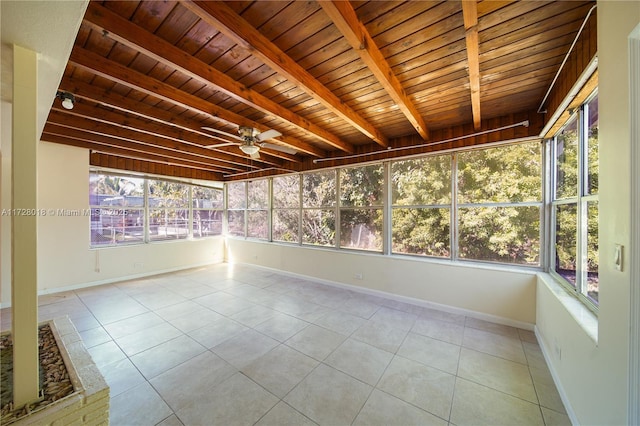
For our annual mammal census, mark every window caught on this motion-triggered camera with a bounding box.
[192,186,223,238]
[90,174,145,246]
[272,174,300,243]
[227,181,246,237]
[457,142,542,265]
[89,172,222,247]
[302,170,336,246]
[550,92,599,308]
[148,180,190,241]
[247,179,269,239]
[391,155,451,257]
[339,164,384,252]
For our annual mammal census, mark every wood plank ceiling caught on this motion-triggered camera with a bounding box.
[45,0,596,181]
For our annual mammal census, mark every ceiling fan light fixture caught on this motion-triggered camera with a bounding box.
[239,144,260,155]
[56,91,75,110]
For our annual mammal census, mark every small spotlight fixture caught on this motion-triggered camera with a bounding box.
[56,91,75,110]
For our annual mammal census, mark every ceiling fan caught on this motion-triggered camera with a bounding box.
[202,125,297,159]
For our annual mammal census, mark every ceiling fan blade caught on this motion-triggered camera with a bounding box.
[259,142,297,155]
[201,126,243,141]
[250,151,261,159]
[256,129,282,141]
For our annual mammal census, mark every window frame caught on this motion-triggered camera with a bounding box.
[549,90,599,312]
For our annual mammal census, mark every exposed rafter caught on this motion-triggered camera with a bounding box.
[318,0,429,140]
[462,0,482,130]
[83,2,351,155]
[183,0,389,148]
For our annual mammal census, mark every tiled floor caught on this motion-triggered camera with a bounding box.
[1,263,570,426]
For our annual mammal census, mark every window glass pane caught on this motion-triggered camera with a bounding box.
[458,142,541,204]
[392,156,450,205]
[339,209,382,251]
[273,210,299,243]
[228,210,245,237]
[91,208,145,246]
[192,186,223,209]
[90,174,144,207]
[392,208,450,257]
[273,175,300,208]
[587,94,599,195]
[340,165,383,207]
[227,182,246,209]
[247,210,268,239]
[149,209,189,240]
[302,209,335,246]
[555,118,578,199]
[303,171,336,208]
[459,206,540,265]
[193,210,222,238]
[248,179,268,209]
[148,180,189,208]
[554,203,577,286]
[586,201,599,303]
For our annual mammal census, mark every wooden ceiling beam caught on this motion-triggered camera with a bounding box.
[462,0,482,131]
[82,3,349,154]
[68,47,324,159]
[59,76,319,162]
[183,0,389,148]
[318,0,429,140]
[42,131,228,175]
[43,122,244,173]
[46,110,266,169]
[52,98,299,163]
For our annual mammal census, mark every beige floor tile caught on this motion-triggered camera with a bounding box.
[519,328,538,343]
[99,358,146,398]
[458,348,538,403]
[285,324,346,361]
[176,372,278,425]
[324,338,393,385]
[541,407,572,426]
[103,311,165,339]
[110,381,173,426]
[351,321,409,353]
[530,366,567,413]
[377,355,456,420]
[254,312,309,342]
[313,310,366,336]
[450,378,544,426]
[161,281,217,299]
[70,314,101,332]
[338,296,381,319]
[412,316,465,345]
[370,306,418,331]
[353,389,448,426]
[255,401,318,426]
[523,340,548,370]
[242,344,319,398]
[89,298,149,325]
[79,326,111,348]
[284,363,372,425]
[211,328,280,369]
[156,414,184,426]
[132,289,187,311]
[87,340,127,369]
[462,326,527,364]
[130,334,205,379]
[115,321,182,356]
[187,316,248,349]
[397,332,461,374]
[150,351,236,412]
[420,307,467,325]
[464,317,520,338]
[154,300,209,321]
[230,304,278,327]
[166,308,225,333]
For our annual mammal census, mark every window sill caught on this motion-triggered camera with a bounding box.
[537,272,598,343]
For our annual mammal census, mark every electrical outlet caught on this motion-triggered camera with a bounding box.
[134,262,143,269]
[354,273,363,280]
[614,244,623,271]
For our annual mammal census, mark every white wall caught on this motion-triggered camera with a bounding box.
[227,239,538,327]
[536,2,640,425]
[0,141,224,305]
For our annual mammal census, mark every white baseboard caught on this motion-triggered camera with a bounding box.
[0,258,224,309]
[534,326,578,425]
[235,261,535,331]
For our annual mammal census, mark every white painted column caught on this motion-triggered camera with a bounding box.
[11,44,40,408]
